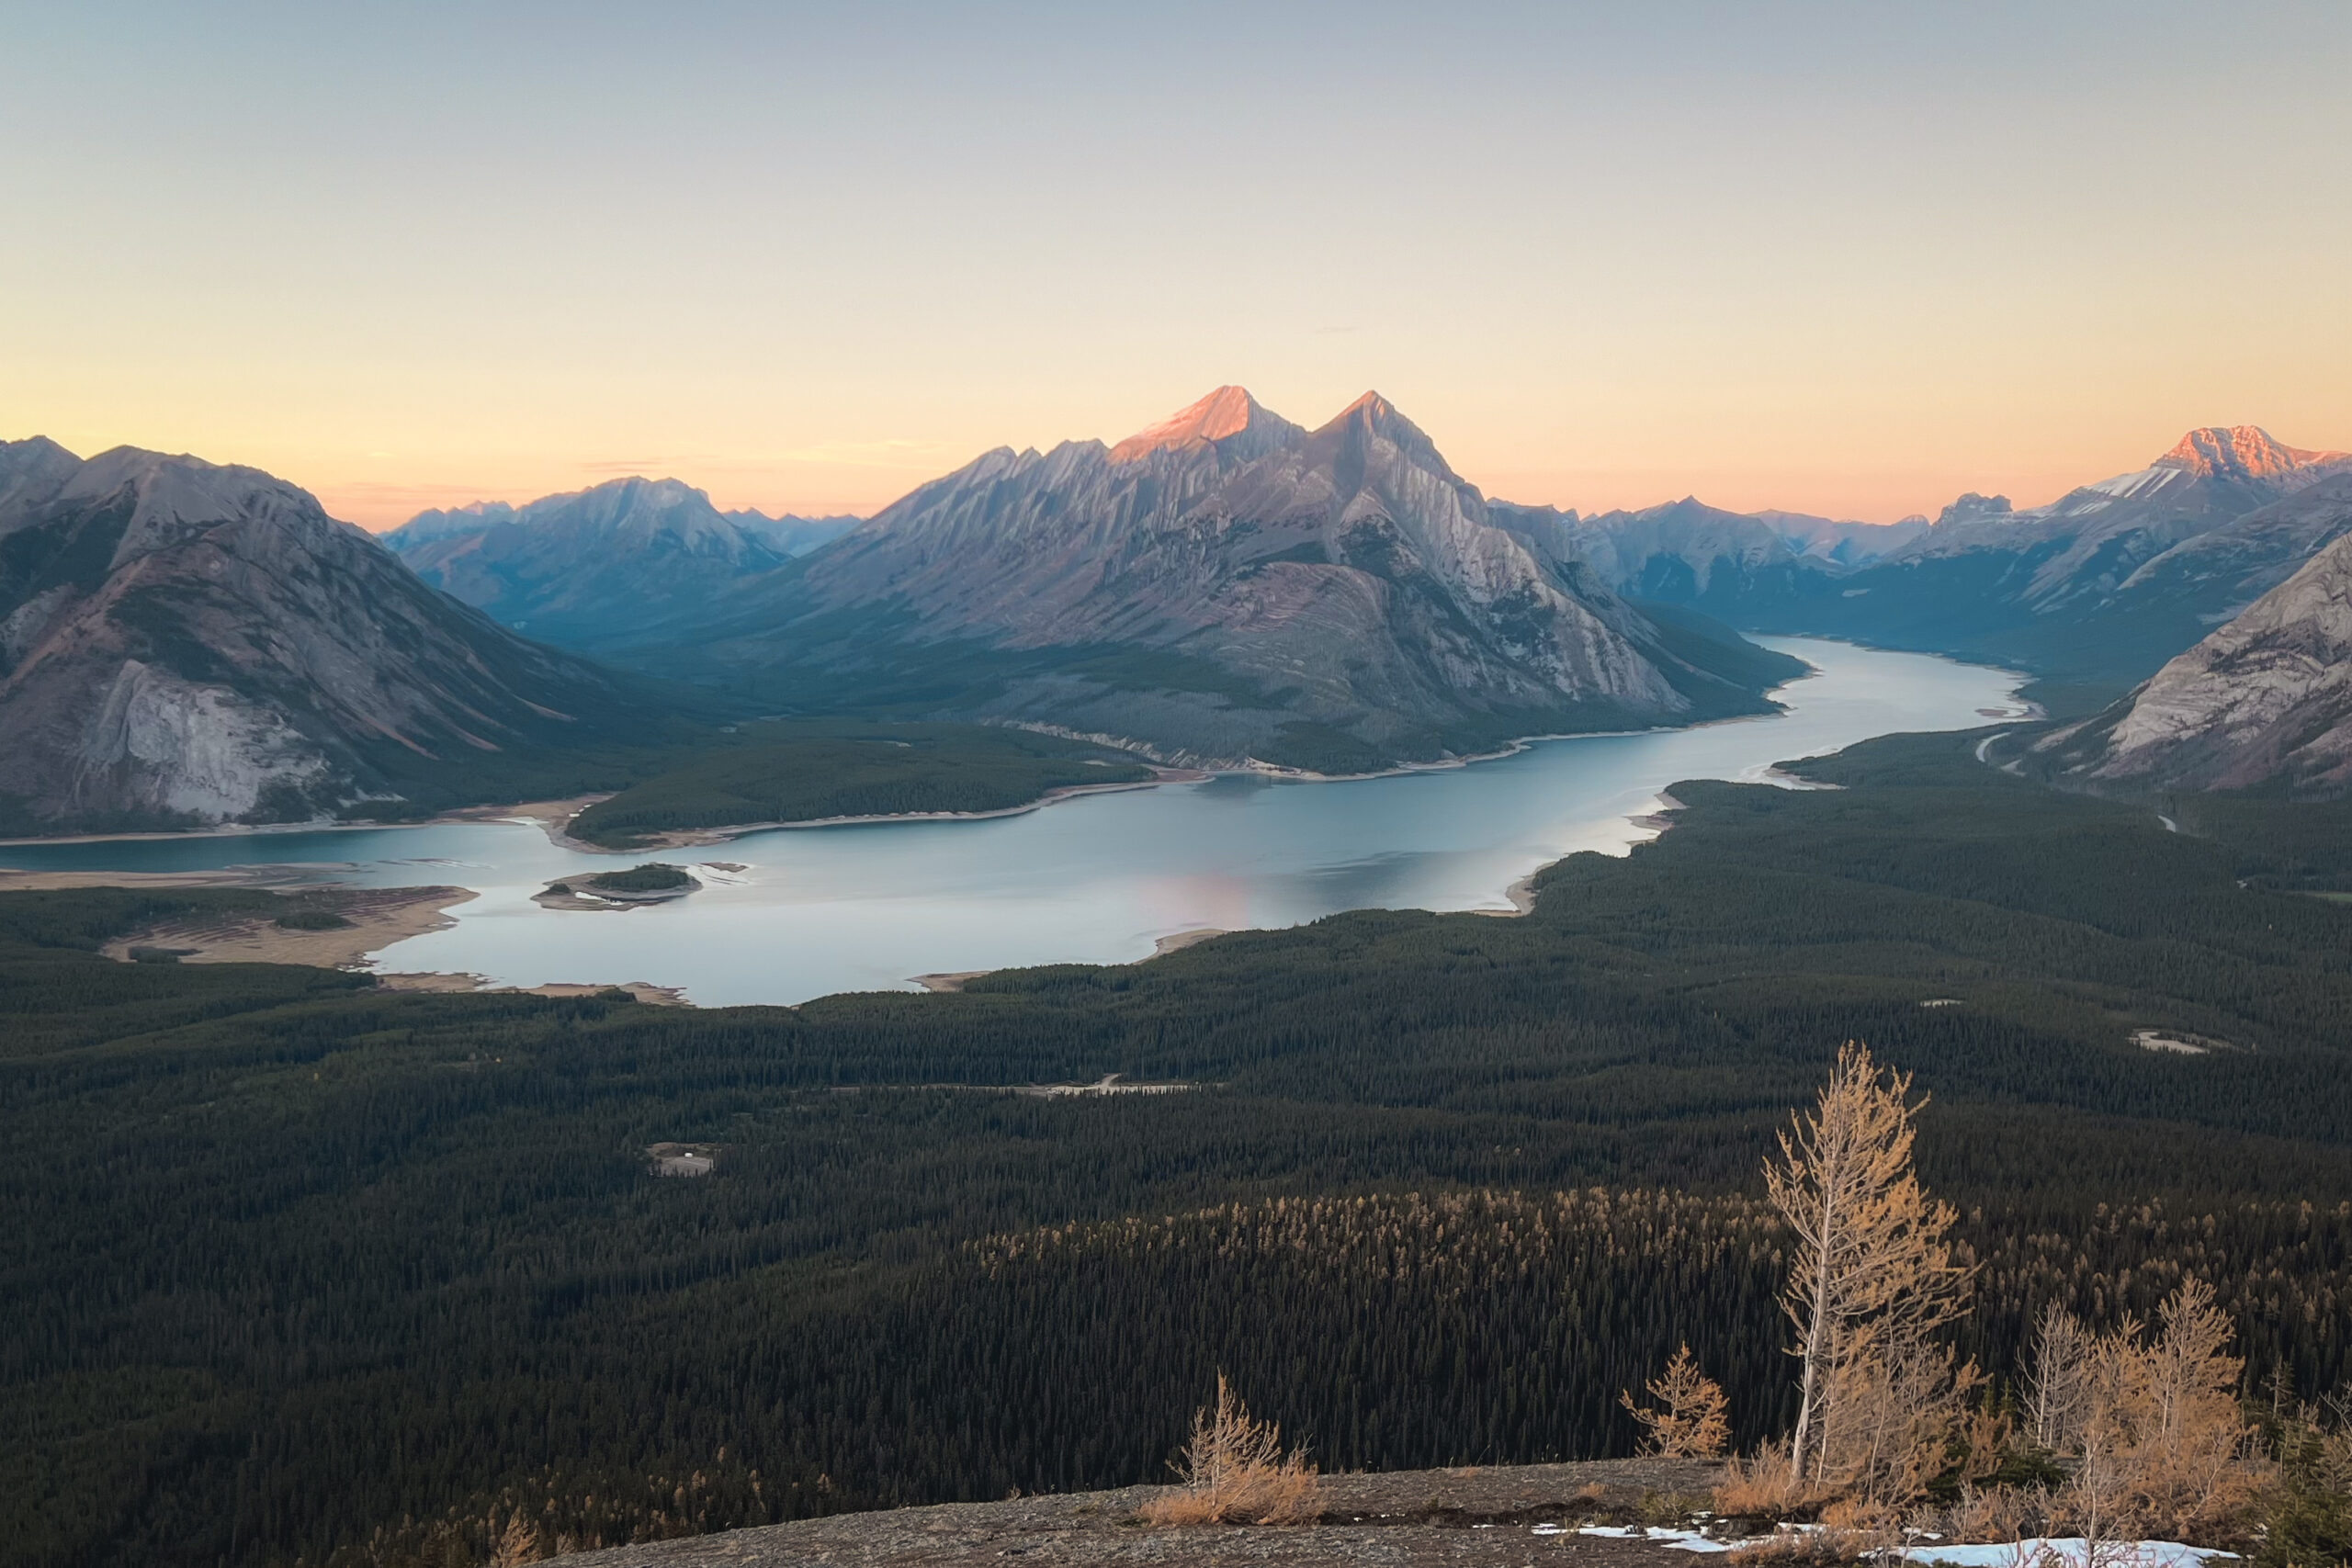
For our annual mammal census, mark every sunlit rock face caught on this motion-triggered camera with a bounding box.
[2158,425,2346,484]
[2052,528,2352,796]
[1106,385,1295,464]
[675,389,1789,769]
[0,439,646,829]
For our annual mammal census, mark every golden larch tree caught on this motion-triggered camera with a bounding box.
[1766,1041,1973,1495]
[1623,1343,1732,1458]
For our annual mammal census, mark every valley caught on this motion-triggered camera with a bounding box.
[7,397,2352,1568]
[16,17,2352,1568]
[0,638,2025,1003]
[7,722,2352,1567]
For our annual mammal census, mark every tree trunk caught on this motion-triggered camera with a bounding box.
[1789,1179,1838,1484]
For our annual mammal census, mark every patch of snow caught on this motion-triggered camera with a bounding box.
[2132,1029,2219,1055]
[1577,1526,1734,1553]
[2083,467,2184,502]
[1902,1539,2234,1568]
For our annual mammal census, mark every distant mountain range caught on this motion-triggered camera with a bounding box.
[0,440,677,831]
[611,388,1807,772]
[348,406,2352,791]
[384,480,857,651]
[1521,497,1926,608]
[1594,425,2352,686]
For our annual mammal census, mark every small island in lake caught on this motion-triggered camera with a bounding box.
[536,862,702,911]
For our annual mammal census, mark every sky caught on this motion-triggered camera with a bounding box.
[5,1,2349,529]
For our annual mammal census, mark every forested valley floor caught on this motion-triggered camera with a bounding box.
[4,729,2350,1567]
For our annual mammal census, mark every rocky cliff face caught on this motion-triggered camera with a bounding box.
[384,477,853,652]
[658,389,1801,770]
[2045,528,2352,796]
[0,441,656,830]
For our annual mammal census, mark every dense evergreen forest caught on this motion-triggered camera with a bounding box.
[565,719,1155,847]
[5,729,2351,1566]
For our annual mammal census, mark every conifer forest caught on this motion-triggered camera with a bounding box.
[6,731,2352,1565]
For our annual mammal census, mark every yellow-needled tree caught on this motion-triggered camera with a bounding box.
[1767,1042,1975,1501]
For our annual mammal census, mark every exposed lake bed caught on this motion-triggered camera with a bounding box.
[0,638,2027,1006]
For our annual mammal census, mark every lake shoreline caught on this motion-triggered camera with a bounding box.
[578,769,1212,852]
[0,676,1823,854]
[0,640,2033,1008]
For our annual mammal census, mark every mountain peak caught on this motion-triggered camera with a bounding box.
[1109,386,1287,463]
[1936,492,2014,526]
[1307,390,1451,478]
[2157,425,2346,481]
[57,446,345,563]
[0,435,85,534]
[1331,389,1414,433]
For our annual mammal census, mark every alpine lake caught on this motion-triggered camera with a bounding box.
[0,638,2030,1005]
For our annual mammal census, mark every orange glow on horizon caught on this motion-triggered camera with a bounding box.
[8,8,2346,536]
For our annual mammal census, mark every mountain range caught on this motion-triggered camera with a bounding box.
[4,399,2347,833]
[384,480,856,650]
[1603,425,2352,686]
[0,439,675,831]
[610,388,1806,771]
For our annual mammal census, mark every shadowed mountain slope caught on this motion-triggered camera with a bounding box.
[384,478,856,651]
[1573,426,2352,685]
[628,389,1804,771]
[2041,526,2352,797]
[0,440,682,830]
[1555,497,1924,615]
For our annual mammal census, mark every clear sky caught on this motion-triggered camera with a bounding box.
[6,1,2348,528]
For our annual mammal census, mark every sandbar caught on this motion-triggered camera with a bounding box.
[99,885,478,969]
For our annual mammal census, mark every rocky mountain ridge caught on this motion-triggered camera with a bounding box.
[1581,425,2352,685]
[2044,525,2352,796]
[1555,496,1924,608]
[643,389,1804,772]
[0,439,665,830]
[386,477,856,649]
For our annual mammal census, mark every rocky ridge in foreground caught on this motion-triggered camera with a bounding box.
[545,1458,1724,1567]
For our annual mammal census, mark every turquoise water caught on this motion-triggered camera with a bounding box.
[0,638,2025,1005]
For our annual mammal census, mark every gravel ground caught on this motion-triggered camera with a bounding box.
[546,1458,1732,1567]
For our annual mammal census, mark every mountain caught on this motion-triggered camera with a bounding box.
[1586,426,2351,685]
[727,509,862,557]
[383,478,854,651]
[1558,498,1923,616]
[639,389,1806,772]
[0,440,672,831]
[0,434,81,518]
[1749,509,1931,564]
[2041,527,2352,796]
